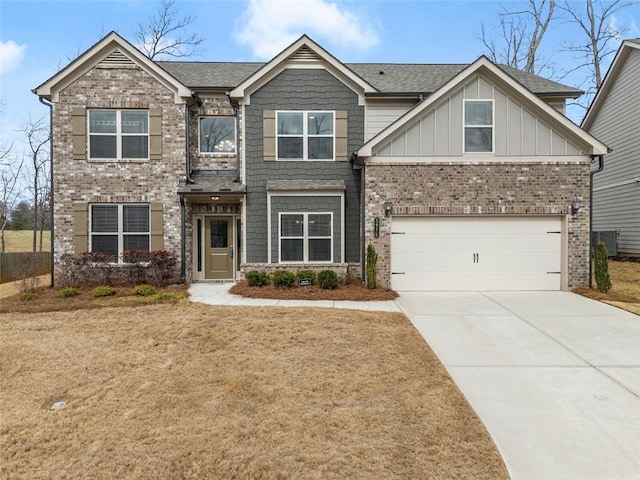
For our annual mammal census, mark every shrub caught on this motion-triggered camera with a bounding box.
[318,270,339,290]
[133,284,157,297]
[19,293,37,301]
[148,292,185,303]
[57,287,79,298]
[366,244,378,289]
[146,250,179,286]
[245,270,270,287]
[593,241,612,293]
[91,285,116,297]
[272,270,296,288]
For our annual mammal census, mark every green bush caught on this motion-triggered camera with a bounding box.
[133,284,157,297]
[318,270,339,290]
[593,241,612,293]
[245,270,270,287]
[272,270,296,288]
[57,287,79,298]
[366,244,378,289]
[19,293,37,301]
[148,292,185,303]
[91,285,116,297]
[296,269,317,285]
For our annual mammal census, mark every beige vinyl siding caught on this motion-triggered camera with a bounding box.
[365,100,416,140]
[588,48,640,256]
[373,74,584,158]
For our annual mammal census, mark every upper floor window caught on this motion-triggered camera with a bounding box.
[88,110,149,160]
[90,204,150,259]
[199,117,236,154]
[277,111,334,160]
[464,100,493,153]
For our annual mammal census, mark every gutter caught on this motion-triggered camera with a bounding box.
[589,154,606,288]
[37,94,54,288]
[177,93,202,285]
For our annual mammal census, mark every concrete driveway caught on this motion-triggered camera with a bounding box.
[395,291,640,480]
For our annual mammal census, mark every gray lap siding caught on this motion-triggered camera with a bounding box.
[244,69,363,264]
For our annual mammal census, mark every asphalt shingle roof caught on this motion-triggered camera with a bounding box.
[158,60,582,96]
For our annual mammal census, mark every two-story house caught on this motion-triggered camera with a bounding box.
[34,32,607,291]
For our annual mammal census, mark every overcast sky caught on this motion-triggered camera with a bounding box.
[1,0,639,152]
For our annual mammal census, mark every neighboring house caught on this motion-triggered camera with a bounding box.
[582,38,640,258]
[34,32,607,291]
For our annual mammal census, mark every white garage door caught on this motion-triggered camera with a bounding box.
[390,216,563,291]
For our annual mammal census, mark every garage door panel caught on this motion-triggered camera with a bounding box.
[390,216,563,291]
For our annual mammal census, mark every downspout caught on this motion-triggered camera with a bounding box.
[185,93,201,184]
[589,154,605,288]
[225,92,241,181]
[178,93,201,285]
[38,95,54,288]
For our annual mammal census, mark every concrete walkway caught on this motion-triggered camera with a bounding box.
[189,284,640,479]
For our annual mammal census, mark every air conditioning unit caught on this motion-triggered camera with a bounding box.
[591,231,618,256]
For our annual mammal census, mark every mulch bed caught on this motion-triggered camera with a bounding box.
[230,280,398,301]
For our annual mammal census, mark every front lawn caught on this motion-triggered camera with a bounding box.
[0,303,507,479]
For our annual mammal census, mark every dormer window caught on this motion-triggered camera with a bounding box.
[464,100,493,153]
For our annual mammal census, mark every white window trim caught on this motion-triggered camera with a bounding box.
[89,203,151,260]
[198,116,237,155]
[88,110,150,160]
[278,212,333,263]
[276,111,335,161]
[463,99,494,154]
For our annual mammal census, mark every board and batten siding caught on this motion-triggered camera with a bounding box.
[588,47,640,256]
[373,75,583,157]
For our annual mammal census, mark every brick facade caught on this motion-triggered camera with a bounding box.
[52,63,185,272]
[364,161,591,289]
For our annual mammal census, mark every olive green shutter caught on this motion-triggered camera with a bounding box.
[149,108,162,160]
[74,203,88,253]
[335,111,348,161]
[72,107,87,160]
[150,202,164,250]
[263,110,276,161]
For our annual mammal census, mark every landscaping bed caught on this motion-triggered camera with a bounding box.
[230,279,397,301]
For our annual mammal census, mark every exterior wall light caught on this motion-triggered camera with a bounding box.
[383,201,392,217]
[571,200,584,215]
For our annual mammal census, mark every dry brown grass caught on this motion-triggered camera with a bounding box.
[574,260,640,315]
[0,303,507,479]
[2,230,50,252]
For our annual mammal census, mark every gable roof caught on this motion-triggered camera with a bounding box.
[358,56,608,158]
[582,38,640,130]
[34,31,192,103]
[228,35,377,103]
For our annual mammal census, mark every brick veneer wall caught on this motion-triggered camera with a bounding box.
[188,95,241,173]
[52,64,185,274]
[365,161,591,289]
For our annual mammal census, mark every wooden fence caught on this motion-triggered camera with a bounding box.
[0,252,51,283]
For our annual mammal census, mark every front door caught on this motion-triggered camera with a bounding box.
[205,216,234,279]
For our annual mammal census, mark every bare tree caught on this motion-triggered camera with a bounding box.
[559,0,635,110]
[478,0,556,74]
[0,144,23,252]
[135,0,204,59]
[21,115,50,252]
